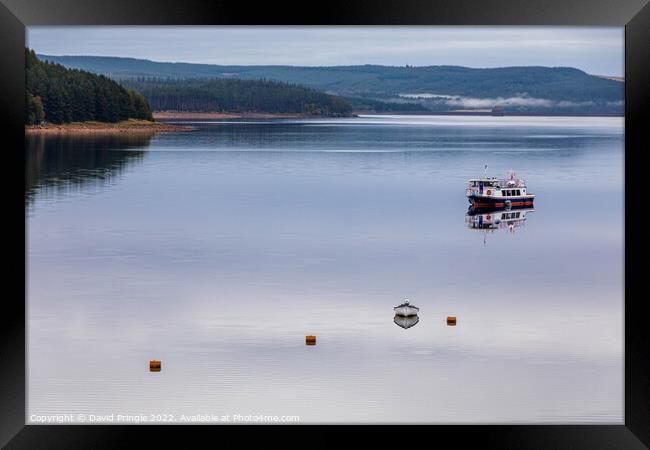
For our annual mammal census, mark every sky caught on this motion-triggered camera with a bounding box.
[27,26,624,77]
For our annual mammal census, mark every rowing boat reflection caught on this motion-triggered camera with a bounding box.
[394,314,420,329]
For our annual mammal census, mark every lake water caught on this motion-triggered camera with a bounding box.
[26,115,624,424]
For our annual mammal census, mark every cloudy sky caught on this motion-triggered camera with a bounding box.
[27,26,624,76]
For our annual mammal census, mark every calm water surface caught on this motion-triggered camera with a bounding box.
[27,115,624,423]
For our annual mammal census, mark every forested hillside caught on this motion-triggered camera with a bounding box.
[39,54,624,114]
[25,49,153,124]
[120,77,353,116]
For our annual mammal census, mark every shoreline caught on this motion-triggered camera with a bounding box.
[354,111,624,118]
[154,110,623,120]
[153,111,354,120]
[25,119,195,135]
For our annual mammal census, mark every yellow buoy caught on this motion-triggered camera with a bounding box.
[305,335,316,345]
[149,360,161,372]
[447,316,457,326]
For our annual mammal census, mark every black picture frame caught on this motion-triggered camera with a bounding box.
[2,0,648,447]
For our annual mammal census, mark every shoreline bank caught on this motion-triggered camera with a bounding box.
[154,110,623,120]
[153,111,354,120]
[25,119,195,135]
[354,111,625,118]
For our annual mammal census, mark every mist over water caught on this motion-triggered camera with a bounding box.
[27,115,623,423]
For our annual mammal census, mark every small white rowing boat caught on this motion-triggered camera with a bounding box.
[394,299,419,317]
[394,314,420,329]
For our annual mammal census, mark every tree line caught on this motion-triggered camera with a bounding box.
[120,77,354,116]
[25,49,153,125]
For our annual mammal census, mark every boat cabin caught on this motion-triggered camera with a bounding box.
[466,177,529,198]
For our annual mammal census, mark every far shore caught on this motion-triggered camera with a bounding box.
[26,113,623,135]
[25,119,195,135]
[355,110,624,117]
[153,111,355,120]
[154,110,623,120]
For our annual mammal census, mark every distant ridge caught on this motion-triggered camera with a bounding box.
[38,54,624,115]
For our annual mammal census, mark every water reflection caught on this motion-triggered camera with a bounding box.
[26,117,623,423]
[394,314,420,329]
[466,206,534,233]
[25,133,152,205]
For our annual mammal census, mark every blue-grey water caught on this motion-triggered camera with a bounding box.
[27,115,623,424]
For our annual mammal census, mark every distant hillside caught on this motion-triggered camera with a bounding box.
[26,50,153,124]
[38,54,624,114]
[120,78,353,116]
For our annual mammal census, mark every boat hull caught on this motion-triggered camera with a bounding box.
[468,194,534,208]
[394,305,419,317]
[394,315,420,329]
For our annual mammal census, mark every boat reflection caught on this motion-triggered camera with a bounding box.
[466,206,534,244]
[394,314,419,329]
[466,206,534,232]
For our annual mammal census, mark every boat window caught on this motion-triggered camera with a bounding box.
[516,189,521,196]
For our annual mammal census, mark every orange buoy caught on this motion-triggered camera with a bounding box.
[305,335,316,345]
[149,360,161,372]
[447,316,457,326]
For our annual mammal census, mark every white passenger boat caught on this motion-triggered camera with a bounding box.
[466,171,535,208]
[394,299,419,317]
